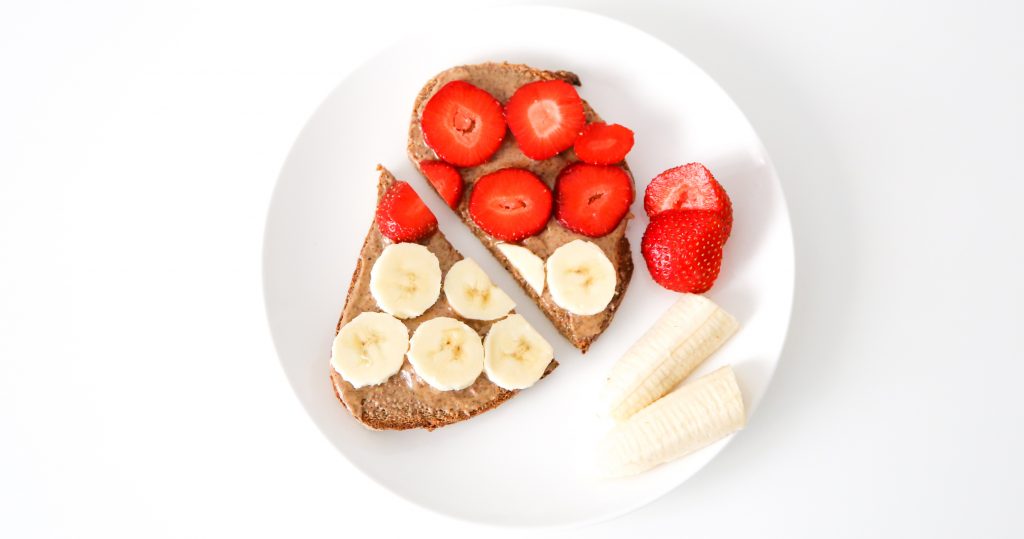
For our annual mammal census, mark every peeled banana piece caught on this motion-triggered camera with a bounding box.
[602,293,738,421]
[596,366,745,478]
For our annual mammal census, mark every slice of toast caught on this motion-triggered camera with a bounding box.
[407,62,634,353]
[330,166,557,430]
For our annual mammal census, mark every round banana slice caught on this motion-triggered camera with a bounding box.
[443,258,515,321]
[370,243,442,319]
[331,311,409,388]
[483,314,553,390]
[496,242,545,295]
[545,239,616,316]
[407,317,484,391]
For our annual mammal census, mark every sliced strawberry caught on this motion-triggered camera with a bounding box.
[644,163,732,235]
[573,123,634,165]
[505,80,585,160]
[641,210,729,293]
[419,160,463,208]
[468,168,552,242]
[376,181,438,243]
[421,81,506,167]
[554,163,633,237]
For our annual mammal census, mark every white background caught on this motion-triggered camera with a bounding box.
[2,0,1021,537]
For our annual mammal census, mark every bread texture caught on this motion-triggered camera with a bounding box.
[329,166,556,430]
[407,62,634,353]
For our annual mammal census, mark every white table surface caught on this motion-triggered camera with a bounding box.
[2,0,1021,537]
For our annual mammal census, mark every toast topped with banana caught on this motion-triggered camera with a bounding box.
[407,62,635,353]
[329,166,556,430]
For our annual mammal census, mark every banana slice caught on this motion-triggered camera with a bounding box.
[545,240,616,316]
[496,242,545,295]
[483,314,553,390]
[443,258,515,321]
[370,243,442,319]
[331,311,409,388]
[602,293,738,421]
[407,317,485,391]
[596,366,745,477]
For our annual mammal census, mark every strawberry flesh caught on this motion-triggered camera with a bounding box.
[505,80,585,160]
[419,160,463,208]
[421,81,506,167]
[468,168,552,242]
[376,181,438,243]
[641,210,728,293]
[644,163,732,236]
[573,123,634,165]
[554,163,633,237]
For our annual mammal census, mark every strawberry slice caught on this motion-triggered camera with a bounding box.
[644,163,732,235]
[505,80,585,160]
[421,81,506,167]
[419,160,463,208]
[641,210,728,293]
[376,181,438,243]
[554,163,633,237]
[573,123,635,165]
[468,168,552,242]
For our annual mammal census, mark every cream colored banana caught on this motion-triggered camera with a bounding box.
[596,366,745,477]
[496,242,545,295]
[602,293,738,421]
[443,258,515,321]
[545,240,616,316]
[407,317,484,391]
[370,243,442,319]
[483,314,553,390]
[331,311,409,388]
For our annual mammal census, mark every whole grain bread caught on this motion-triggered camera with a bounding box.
[330,166,557,430]
[407,62,634,353]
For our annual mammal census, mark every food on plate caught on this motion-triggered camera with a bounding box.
[602,293,738,421]
[644,162,733,233]
[545,239,617,316]
[418,160,463,209]
[573,123,634,165]
[596,366,746,477]
[329,165,556,430]
[408,62,635,352]
[642,210,730,294]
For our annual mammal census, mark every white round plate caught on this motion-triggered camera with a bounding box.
[263,5,793,529]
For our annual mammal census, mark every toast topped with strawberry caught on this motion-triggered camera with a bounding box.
[330,166,556,430]
[407,63,635,352]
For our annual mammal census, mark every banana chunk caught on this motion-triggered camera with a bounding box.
[496,242,545,295]
[444,258,515,321]
[602,293,738,421]
[407,317,485,391]
[331,311,409,388]
[370,243,442,319]
[483,314,553,390]
[596,366,746,477]
[546,239,616,316]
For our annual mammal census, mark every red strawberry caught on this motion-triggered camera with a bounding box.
[468,168,552,242]
[505,80,586,160]
[554,163,633,237]
[419,160,463,208]
[641,210,728,293]
[644,163,732,235]
[573,123,635,165]
[421,81,506,167]
[376,181,438,243]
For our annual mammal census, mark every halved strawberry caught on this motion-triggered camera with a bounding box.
[573,123,634,165]
[554,163,633,237]
[505,80,585,160]
[419,160,463,208]
[376,181,438,243]
[641,209,728,293]
[644,163,732,235]
[468,168,552,242]
[421,81,506,167]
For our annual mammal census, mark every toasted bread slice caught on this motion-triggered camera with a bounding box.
[407,62,634,353]
[330,166,557,430]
